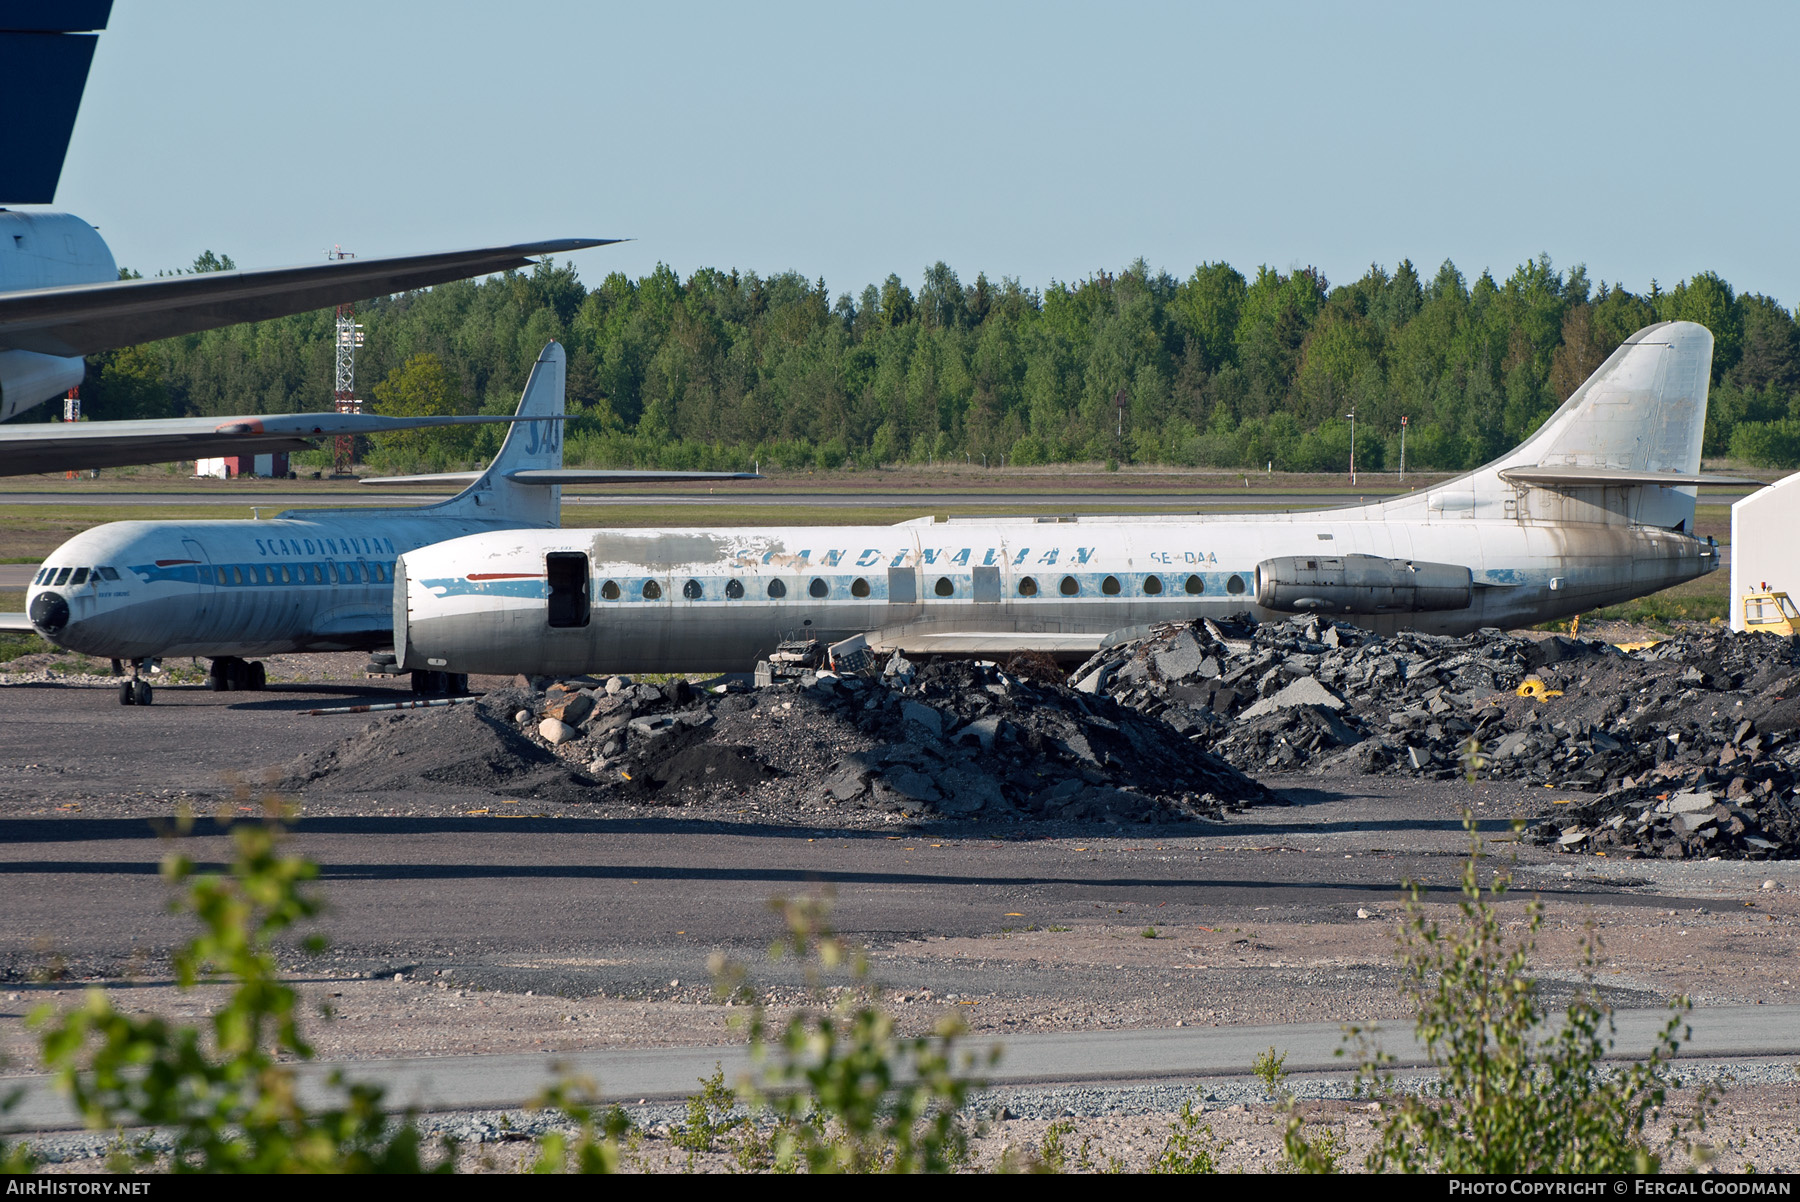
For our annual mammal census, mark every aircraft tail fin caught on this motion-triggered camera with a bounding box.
[1389,321,1716,531]
[417,342,565,527]
[1507,320,1712,477]
[0,3,109,204]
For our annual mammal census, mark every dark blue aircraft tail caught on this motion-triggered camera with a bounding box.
[0,2,112,204]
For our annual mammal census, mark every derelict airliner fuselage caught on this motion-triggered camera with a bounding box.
[392,321,1743,677]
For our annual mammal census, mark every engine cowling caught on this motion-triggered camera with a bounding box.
[1255,554,1472,614]
[0,349,86,422]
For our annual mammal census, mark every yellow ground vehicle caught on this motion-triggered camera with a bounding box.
[1742,587,1800,636]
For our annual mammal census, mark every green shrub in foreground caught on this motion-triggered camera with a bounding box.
[1284,816,1718,1173]
[33,817,448,1173]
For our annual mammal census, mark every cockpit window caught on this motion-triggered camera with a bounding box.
[70,568,90,585]
[33,568,48,585]
[52,567,72,586]
[97,567,120,581]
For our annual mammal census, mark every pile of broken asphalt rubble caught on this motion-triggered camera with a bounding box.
[283,655,1271,827]
[283,615,1800,859]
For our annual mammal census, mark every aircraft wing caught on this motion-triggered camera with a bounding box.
[0,613,33,632]
[363,469,763,485]
[0,411,542,476]
[0,238,618,358]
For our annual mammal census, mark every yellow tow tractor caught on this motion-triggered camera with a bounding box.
[1742,585,1800,636]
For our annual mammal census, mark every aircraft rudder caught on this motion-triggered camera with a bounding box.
[1524,320,1713,475]
[428,341,564,526]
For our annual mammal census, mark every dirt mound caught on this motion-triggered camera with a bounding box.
[279,694,594,800]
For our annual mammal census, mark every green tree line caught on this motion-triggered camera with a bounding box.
[70,252,1800,471]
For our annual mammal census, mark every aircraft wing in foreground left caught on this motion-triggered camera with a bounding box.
[0,410,551,476]
[0,238,619,359]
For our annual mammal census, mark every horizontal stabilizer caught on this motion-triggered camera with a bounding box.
[0,411,542,477]
[362,469,762,486]
[1498,466,1764,488]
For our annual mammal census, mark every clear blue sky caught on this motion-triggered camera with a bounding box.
[54,1,1800,308]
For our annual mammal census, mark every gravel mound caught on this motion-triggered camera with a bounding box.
[1080,616,1800,859]
[279,691,596,801]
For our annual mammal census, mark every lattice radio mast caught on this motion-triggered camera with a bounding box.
[329,245,365,477]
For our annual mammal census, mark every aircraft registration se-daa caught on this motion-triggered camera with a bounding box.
[391,320,1754,678]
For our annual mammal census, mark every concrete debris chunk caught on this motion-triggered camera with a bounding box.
[1153,627,1208,682]
[1237,676,1345,721]
[1665,791,1717,813]
[901,700,943,737]
[882,768,942,803]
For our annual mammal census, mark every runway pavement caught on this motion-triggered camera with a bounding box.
[5,1003,1796,1129]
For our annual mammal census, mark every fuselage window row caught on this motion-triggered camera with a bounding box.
[178,560,394,587]
[578,572,1230,602]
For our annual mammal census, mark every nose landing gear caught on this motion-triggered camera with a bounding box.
[117,662,154,706]
[204,657,267,692]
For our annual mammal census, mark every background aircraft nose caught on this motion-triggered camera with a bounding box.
[29,591,70,635]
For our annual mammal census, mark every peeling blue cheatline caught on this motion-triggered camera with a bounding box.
[424,577,548,600]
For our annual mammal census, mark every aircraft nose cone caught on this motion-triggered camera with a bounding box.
[29,591,70,635]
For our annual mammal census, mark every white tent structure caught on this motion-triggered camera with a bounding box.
[1730,472,1800,630]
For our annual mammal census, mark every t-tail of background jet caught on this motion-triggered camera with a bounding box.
[274,342,569,529]
[407,343,567,528]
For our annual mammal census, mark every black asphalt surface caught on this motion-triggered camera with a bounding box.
[0,676,1746,998]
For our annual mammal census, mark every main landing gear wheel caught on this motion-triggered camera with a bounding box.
[206,657,267,692]
[410,670,468,695]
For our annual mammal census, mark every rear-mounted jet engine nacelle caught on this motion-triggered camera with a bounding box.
[1255,554,1472,614]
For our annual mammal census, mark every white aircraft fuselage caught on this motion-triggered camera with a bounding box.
[29,510,528,660]
[395,511,1715,676]
[393,320,1734,677]
[23,344,570,671]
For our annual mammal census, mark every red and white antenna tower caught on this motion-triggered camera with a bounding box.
[329,245,365,477]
